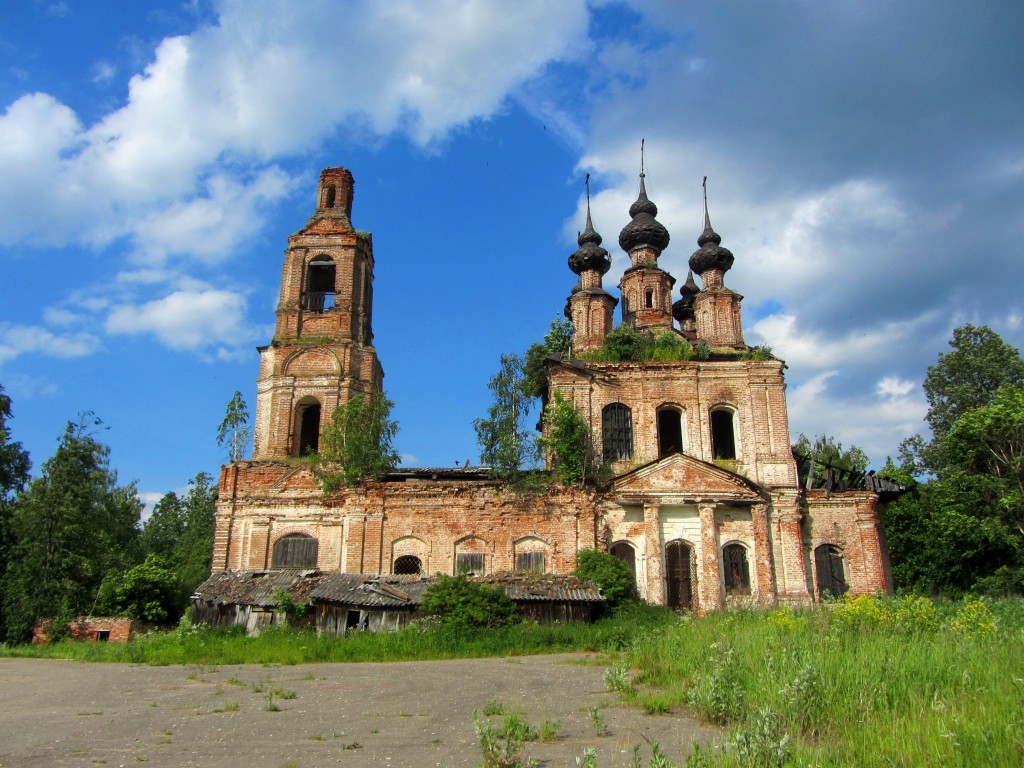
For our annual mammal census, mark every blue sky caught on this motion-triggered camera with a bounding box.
[2,1,1023,511]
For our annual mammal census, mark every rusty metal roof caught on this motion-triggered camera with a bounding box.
[194,571,604,609]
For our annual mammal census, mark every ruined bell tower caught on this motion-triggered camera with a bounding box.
[252,167,384,459]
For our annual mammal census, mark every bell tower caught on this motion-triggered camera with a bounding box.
[252,167,384,459]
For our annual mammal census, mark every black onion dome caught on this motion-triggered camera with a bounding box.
[672,270,700,322]
[618,174,670,254]
[688,209,734,275]
[568,208,611,275]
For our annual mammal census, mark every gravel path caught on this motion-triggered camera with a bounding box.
[0,654,715,767]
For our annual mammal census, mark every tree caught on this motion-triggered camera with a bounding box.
[539,390,590,485]
[421,573,519,631]
[216,391,252,462]
[523,316,573,399]
[474,354,537,480]
[318,392,399,488]
[2,415,142,642]
[0,384,31,639]
[792,433,869,487]
[103,554,179,624]
[573,548,637,609]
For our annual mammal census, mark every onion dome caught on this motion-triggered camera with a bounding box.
[688,179,734,275]
[672,269,700,322]
[618,173,670,254]
[568,206,611,276]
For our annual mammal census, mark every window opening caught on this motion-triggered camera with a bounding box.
[723,543,751,596]
[298,402,321,455]
[814,544,848,599]
[325,184,336,209]
[710,409,737,460]
[393,555,422,575]
[603,403,633,461]
[645,288,654,309]
[664,540,693,611]
[610,541,637,580]
[516,551,545,573]
[95,630,110,642]
[304,256,336,312]
[345,609,361,632]
[657,408,684,457]
[272,534,319,569]
[456,552,484,575]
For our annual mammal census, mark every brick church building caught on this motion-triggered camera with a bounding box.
[211,166,893,612]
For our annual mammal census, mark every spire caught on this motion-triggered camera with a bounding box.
[618,140,670,254]
[672,269,700,324]
[689,176,734,277]
[569,173,611,276]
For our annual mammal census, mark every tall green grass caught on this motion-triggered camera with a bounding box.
[621,596,1024,767]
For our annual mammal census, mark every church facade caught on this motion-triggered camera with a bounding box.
[211,166,892,612]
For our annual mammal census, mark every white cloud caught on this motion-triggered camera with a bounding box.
[0,323,101,365]
[91,61,117,84]
[876,377,915,399]
[0,0,591,259]
[105,288,260,354]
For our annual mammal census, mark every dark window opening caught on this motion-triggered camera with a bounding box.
[298,403,321,455]
[345,609,361,632]
[610,541,637,580]
[711,409,737,460]
[603,403,633,461]
[516,551,545,573]
[304,257,336,312]
[815,544,848,599]
[723,543,751,596]
[665,540,693,611]
[95,630,110,642]
[325,184,336,209]
[645,289,654,308]
[658,408,684,457]
[393,555,422,575]
[456,552,484,575]
[272,534,319,569]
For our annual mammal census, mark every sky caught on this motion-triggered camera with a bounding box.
[2,0,1023,511]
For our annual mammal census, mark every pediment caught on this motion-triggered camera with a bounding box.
[611,453,764,503]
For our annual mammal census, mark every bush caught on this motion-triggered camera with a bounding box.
[573,548,638,609]
[421,574,520,631]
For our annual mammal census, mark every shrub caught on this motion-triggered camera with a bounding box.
[539,390,590,485]
[421,574,520,631]
[573,548,638,609]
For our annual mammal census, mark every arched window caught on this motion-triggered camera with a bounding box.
[710,407,737,460]
[295,398,321,456]
[645,288,654,308]
[393,555,422,575]
[664,540,693,611]
[272,533,319,569]
[657,406,684,458]
[304,256,336,312]
[722,543,751,596]
[610,541,637,580]
[814,544,848,599]
[603,403,633,461]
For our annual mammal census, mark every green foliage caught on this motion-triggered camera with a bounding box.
[523,317,573,399]
[747,345,774,361]
[216,391,252,462]
[0,383,31,640]
[573,548,638,608]
[271,590,311,619]
[693,341,712,360]
[538,390,589,485]
[474,354,538,480]
[317,391,400,488]
[105,554,178,623]
[2,415,142,642]
[792,433,869,487]
[421,574,520,631]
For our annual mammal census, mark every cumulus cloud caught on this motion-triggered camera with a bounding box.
[105,287,261,354]
[0,0,590,259]
[0,323,102,365]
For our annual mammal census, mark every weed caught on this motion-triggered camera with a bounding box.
[587,706,608,737]
[473,709,531,768]
[264,690,280,712]
[604,664,634,694]
[307,735,325,741]
[482,700,506,716]
[269,685,297,700]
[686,642,744,725]
[731,707,791,768]
[340,741,361,750]
[538,719,561,742]
[303,671,316,680]
[226,675,245,686]
[576,746,598,768]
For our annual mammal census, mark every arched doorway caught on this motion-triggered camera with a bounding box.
[295,398,321,456]
[665,540,693,611]
[814,544,848,599]
[610,541,637,581]
[657,407,684,457]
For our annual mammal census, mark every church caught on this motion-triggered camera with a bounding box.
[210,165,892,613]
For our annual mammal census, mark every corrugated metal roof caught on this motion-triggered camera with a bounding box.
[194,571,605,609]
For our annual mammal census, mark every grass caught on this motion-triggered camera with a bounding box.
[0,602,670,665]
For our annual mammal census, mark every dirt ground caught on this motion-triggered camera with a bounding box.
[0,654,716,767]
